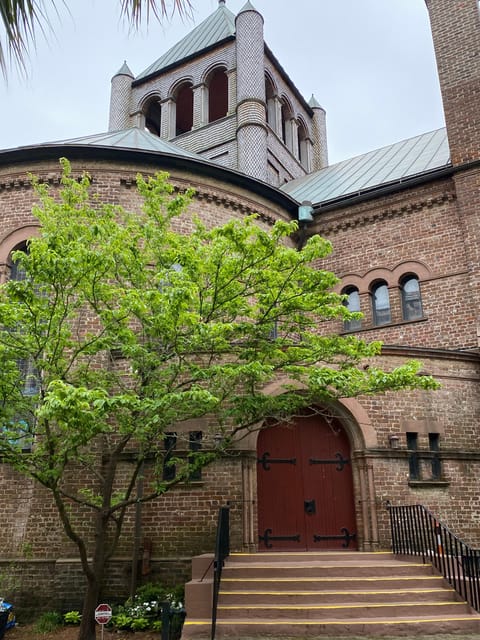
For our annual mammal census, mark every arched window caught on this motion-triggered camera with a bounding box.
[144,98,162,136]
[371,281,391,326]
[8,242,36,450]
[8,240,28,281]
[297,120,309,170]
[175,82,194,136]
[342,286,361,332]
[280,98,293,149]
[265,75,276,129]
[208,69,228,123]
[400,275,423,321]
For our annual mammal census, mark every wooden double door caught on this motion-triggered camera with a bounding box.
[257,414,357,551]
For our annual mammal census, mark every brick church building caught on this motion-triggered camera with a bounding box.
[0,0,479,614]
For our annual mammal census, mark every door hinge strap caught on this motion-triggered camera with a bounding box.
[259,528,300,549]
[257,452,297,471]
[309,452,350,471]
[313,527,356,548]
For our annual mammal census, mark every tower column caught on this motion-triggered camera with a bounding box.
[160,98,176,139]
[108,62,134,132]
[192,83,208,129]
[235,2,268,182]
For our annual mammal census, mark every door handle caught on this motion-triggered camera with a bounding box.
[304,499,316,515]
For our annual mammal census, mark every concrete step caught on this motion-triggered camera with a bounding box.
[216,600,470,619]
[227,551,393,563]
[182,613,480,638]
[218,586,457,604]
[220,574,446,591]
[220,574,447,591]
[221,560,434,579]
[183,551,480,638]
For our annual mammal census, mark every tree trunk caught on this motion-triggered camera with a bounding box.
[77,510,109,640]
[78,573,102,640]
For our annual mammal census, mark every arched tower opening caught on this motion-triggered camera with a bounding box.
[208,68,228,123]
[175,82,194,136]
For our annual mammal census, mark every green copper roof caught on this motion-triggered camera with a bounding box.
[54,128,201,158]
[282,128,450,206]
[136,2,236,81]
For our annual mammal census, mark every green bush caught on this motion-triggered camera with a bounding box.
[108,581,185,634]
[34,611,63,633]
[63,610,82,625]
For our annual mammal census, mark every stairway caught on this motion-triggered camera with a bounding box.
[182,551,480,638]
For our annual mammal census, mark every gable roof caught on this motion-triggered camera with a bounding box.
[135,2,236,82]
[282,128,451,206]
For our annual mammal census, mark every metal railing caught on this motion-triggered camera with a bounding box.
[211,505,230,640]
[388,502,480,611]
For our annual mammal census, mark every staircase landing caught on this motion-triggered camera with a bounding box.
[182,551,480,638]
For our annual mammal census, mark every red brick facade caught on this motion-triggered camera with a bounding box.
[0,0,479,619]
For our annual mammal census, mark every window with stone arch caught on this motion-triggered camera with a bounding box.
[342,285,362,332]
[400,274,423,321]
[207,67,228,123]
[143,96,162,137]
[297,117,310,171]
[371,280,391,326]
[265,73,277,130]
[8,239,28,281]
[7,240,37,450]
[175,81,194,136]
[280,96,294,150]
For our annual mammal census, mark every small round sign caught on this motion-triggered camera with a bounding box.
[95,603,112,625]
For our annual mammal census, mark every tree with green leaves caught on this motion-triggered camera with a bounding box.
[0,160,438,640]
[0,0,192,74]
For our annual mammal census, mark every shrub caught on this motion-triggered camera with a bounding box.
[109,582,185,634]
[63,610,82,625]
[34,611,63,633]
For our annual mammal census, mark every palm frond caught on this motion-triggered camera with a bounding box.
[0,0,60,76]
[120,0,193,28]
[1,0,193,78]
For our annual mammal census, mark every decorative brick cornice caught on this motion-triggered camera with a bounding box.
[119,175,280,226]
[0,172,86,192]
[315,191,456,236]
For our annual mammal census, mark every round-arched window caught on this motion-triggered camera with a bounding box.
[400,275,423,321]
[342,286,362,331]
[371,281,391,326]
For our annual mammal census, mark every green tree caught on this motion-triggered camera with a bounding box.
[0,160,438,640]
[0,0,192,74]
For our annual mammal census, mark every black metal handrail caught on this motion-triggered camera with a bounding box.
[211,505,230,640]
[388,502,480,611]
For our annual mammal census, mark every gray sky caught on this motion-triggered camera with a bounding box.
[0,0,445,164]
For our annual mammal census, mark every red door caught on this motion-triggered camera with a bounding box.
[257,414,357,551]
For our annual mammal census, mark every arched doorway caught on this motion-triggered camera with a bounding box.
[257,413,357,551]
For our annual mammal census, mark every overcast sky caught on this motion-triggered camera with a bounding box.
[0,0,445,164]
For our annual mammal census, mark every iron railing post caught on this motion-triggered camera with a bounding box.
[387,502,480,613]
[211,505,230,640]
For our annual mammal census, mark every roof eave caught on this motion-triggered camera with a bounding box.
[0,143,299,216]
